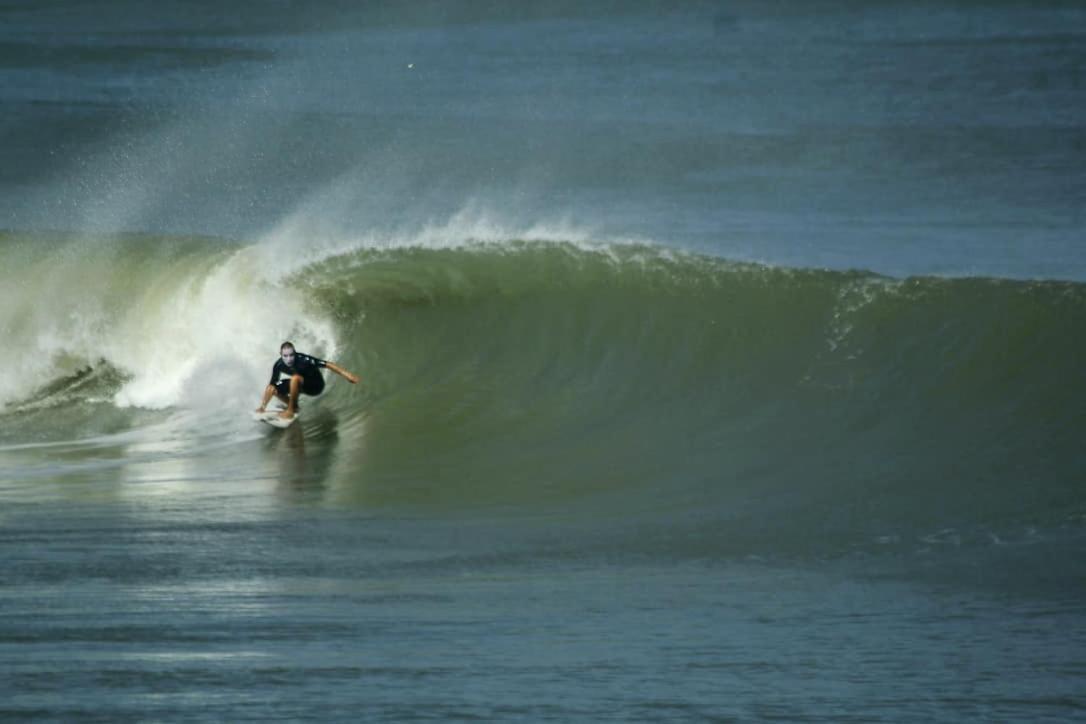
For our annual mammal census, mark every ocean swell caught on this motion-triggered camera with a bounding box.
[2,232,1083,547]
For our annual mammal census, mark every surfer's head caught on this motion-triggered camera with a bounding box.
[280,341,296,366]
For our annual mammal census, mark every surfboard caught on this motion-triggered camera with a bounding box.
[254,410,298,429]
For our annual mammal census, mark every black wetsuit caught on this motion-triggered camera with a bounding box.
[269,352,327,399]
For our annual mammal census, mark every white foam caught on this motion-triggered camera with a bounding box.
[109,247,338,411]
[0,240,337,413]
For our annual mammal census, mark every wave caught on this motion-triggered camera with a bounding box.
[2,231,1084,550]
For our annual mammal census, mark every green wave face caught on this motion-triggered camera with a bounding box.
[3,233,1084,544]
[289,242,1085,531]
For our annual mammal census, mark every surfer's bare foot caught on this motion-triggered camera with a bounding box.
[255,407,266,413]
[279,410,295,420]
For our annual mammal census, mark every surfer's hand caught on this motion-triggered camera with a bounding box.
[345,373,359,384]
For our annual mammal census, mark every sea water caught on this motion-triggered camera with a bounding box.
[2,2,1085,720]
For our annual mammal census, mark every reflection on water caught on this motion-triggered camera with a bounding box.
[0,406,351,514]
[267,409,342,501]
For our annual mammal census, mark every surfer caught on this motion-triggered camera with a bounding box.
[256,341,359,419]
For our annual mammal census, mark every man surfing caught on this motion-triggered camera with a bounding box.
[256,341,359,420]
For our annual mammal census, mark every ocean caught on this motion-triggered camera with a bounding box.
[2,2,1085,721]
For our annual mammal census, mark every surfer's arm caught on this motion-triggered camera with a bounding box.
[324,361,359,384]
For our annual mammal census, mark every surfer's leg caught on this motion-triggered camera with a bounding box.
[282,374,303,418]
[256,384,277,412]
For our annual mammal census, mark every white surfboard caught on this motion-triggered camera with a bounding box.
[253,409,298,429]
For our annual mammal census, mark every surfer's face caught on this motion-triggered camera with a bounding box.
[281,350,295,366]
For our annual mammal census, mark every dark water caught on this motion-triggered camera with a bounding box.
[2,2,1085,721]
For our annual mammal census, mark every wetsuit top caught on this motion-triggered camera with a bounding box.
[269,352,327,387]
